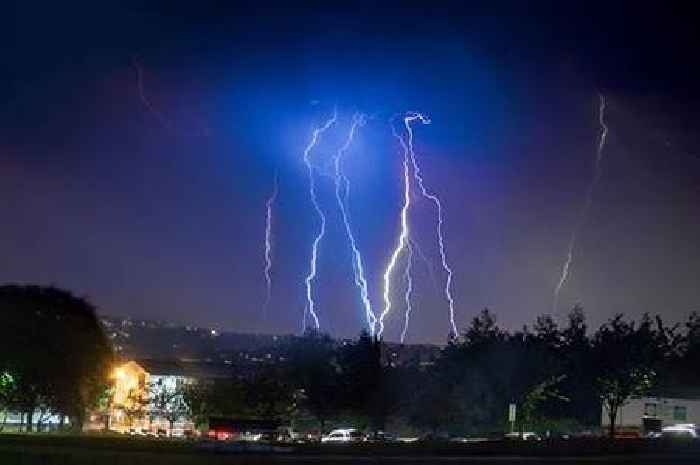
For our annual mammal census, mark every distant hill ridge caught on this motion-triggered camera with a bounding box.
[99,315,441,366]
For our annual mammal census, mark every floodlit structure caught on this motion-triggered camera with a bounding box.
[89,360,204,436]
[603,396,700,433]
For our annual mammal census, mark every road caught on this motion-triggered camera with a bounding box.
[253,454,700,464]
[3,435,700,465]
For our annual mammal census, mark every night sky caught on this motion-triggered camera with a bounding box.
[3,2,700,343]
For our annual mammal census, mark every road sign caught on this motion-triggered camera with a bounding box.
[509,403,517,423]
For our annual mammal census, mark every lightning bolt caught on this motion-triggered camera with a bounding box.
[132,57,171,131]
[333,113,377,336]
[398,237,440,344]
[404,113,459,338]
[262,170,278,318]
[400,241,414,344]
[301,306,307,334]
[553,93,609,313]
[379,117,413,339]
[410,237,439,294]
[303,111,338,330]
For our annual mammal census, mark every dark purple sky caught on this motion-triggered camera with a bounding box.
[2,2,699,343]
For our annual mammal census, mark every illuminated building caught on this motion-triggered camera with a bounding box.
[96,360,203,435]
[603,396,700,434]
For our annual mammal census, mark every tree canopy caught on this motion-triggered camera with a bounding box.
[0,284,113,431]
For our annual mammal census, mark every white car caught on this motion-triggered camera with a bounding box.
[662,424,698,439]
[505,432,541,441]
[321,428,364,443]
[128,428,148,436]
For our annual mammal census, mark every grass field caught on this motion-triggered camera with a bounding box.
[2,433,700,465]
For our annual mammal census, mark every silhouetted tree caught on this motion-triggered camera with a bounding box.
[0,371,14,432]
[0,285,113,431]
[95,384,115,431]
[409,309,513,434]
[151,382,190,435]
[245,367,295,421]
[592,314,662,438]
[665,311,700,391]
[338,330,385,430]
[519,375,569,433]
[283,330,340,432]
[411,308,589,435]
[200,378,248,419]
[181,382,213,429]
[407,354,456,434]
[179,377,252,430]
[686,312,700,364]
[120,388,149,428]
[556,306,597,425]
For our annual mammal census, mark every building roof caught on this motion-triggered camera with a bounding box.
[647,387,700,400]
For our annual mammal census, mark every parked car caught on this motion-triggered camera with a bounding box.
[505,432,541,441]
[450,436,489,443]
[128,428,149,436]
[662,424,698,439]
[277,428,306,443]
[321,428,364,443]
[364,431,395,443]
[303,429,323,442]
[256,431,279,442]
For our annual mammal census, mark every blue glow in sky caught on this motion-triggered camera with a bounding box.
[2,2,700,343]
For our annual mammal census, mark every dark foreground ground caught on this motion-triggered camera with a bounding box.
[2,434,700,465]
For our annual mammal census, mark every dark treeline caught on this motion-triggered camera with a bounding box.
[186,307,700,438]
[3,284,700,438]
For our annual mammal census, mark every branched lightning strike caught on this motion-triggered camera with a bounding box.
[404,113,458,337]
[262,171,278,318]
[553,93,609,313]
[333,113,377,336]
[379,118,413,339]
[303,111,338,330]
[400,241,414,344]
